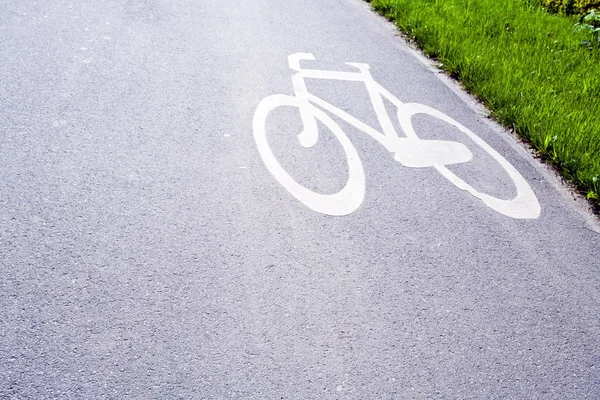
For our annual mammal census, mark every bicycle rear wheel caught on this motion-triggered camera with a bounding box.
[397,102,541,219]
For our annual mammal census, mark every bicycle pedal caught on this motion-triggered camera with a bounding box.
[393,139,473,168]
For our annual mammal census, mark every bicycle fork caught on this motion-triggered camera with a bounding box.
[289,53,397,148]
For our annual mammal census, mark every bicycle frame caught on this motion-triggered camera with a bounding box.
[289,52,411,152]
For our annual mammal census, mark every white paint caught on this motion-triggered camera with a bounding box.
[392,138,471,168]
[254,95,365,216]
[253,53,541,219]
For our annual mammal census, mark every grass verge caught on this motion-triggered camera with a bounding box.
[368,0,600,208]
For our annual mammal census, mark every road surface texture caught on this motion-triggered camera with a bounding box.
[1,0,599,398]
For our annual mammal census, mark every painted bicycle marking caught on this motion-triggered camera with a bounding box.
[253,53,541,219]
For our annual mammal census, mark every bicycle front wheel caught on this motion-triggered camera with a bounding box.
[253,94,365,216]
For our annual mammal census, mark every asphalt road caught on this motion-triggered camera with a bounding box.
[1,0,599,398]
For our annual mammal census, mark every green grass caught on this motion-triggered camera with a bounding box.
[368,0,600,206]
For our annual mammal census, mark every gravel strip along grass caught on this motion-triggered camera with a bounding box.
[368,0,600,207]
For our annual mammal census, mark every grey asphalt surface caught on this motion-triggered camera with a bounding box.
[1,0,599,398]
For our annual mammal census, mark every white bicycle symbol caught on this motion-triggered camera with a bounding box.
[253,53,541,219]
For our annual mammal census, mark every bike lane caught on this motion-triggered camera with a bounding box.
[1,0,599,398]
